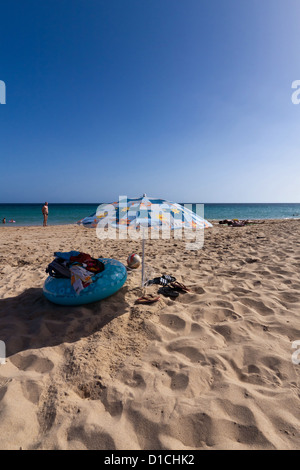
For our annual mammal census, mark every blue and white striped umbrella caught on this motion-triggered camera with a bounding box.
[79,195,212,231]
[78,195,212,287]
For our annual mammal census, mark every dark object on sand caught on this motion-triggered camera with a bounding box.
[146,274,176,287]
[219,219,231,225]
[219,219,265,227]
[170,281,190,293]
[219,219,248,226]
[158,286,179,299]
[135,294,160,304]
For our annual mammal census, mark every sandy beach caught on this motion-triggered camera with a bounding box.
[0,220,300,450]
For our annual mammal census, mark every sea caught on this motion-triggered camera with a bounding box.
[1,203,300,227]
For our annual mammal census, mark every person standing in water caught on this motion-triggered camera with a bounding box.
[42,202,48,226]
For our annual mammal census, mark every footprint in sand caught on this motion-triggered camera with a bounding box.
[170,412,214,447]
[160,314,186,332]
[167,371,189,391]
[211,300,235,310]
[101,389,124,417]
[0,385,8,401]
[213,324,233,342]
[166,341,206,363]
[190,323,206,336]
[10,354,54,373]
[67,425,116,450]
[0,378,12,401]
[238,298,274,316]
[225,420,273,448]
[277,292,300,303]
[191,286,206,295]
[202,308,241,324]
[247,364,260,374]
[123,371,146,390]
[21,380,43,404]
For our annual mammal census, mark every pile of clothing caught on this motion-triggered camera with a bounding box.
[46,251,105,295]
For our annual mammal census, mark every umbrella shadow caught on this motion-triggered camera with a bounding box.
[0,286,130,358]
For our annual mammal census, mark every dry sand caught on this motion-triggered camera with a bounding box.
[0,220,300,449]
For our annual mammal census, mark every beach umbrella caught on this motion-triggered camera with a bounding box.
[78,194,212,287]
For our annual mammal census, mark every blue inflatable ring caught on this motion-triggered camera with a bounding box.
[43,258,127,306]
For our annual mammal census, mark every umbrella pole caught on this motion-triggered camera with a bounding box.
[141,235,145,291]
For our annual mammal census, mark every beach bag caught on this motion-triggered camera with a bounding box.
[46,258,71,279]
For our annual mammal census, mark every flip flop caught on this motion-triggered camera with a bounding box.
[170,281,190,293]
[145,277,161,286]
[135,294,160,304]
[146,275,176,286]
[158,286,179,298]
[162,274,176,283]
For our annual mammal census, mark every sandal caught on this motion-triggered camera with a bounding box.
[170,281,190,293]
[158,286,179,298]
[146,274,176,287]
[135,294,160,304]
[162,274,176,283]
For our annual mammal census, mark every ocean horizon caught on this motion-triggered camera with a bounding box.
[1,203,300,227]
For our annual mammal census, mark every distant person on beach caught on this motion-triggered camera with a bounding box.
[42,202,48,226]
[2,218,6,224]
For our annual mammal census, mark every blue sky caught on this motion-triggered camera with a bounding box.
[1,0,300,203]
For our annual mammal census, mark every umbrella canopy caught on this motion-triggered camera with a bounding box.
[78,195,212,287]
[79,195,212,231]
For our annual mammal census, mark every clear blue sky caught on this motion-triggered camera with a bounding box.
[1,0,300,203]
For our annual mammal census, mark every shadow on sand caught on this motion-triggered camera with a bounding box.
[0,286,130,358]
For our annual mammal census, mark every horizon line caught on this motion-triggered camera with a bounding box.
[1,202,300,205]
